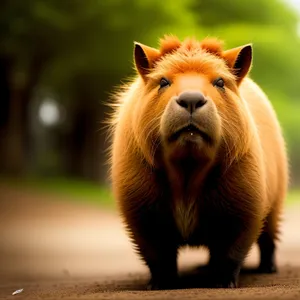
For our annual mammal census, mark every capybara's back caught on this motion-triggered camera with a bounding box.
[108,35,288,289]
[240,78,288,241]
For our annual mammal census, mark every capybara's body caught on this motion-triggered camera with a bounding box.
[108,36,288,289]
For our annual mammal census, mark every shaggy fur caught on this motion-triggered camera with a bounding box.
[107,35,289,289]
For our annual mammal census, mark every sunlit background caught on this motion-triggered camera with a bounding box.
[1,0,300,284]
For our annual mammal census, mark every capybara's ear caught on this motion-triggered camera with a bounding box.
[134,42,160,81]
[222,44,252,85]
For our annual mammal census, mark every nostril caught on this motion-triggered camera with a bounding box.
[195,98,207,109]
[176,98,188,109]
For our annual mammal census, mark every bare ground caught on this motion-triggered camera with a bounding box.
[0,184,300,300]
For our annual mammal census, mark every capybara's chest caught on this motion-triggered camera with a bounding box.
[170,193,240,246]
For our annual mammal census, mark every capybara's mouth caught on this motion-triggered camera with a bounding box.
[169,124,212,144]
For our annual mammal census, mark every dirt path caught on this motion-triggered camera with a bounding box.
[0,184,300,299]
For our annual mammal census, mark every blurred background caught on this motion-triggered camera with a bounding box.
[1,0,300,283]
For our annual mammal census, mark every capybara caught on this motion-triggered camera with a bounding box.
[107,35,289,289]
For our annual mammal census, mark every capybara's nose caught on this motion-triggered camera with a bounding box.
[176,91,207,114]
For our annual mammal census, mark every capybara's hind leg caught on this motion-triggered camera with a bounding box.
[257,230,277,273]
[257,209,280,273]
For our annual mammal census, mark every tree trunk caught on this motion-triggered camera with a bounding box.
[0,55,15,173]
[65,93,103,182]
[64,73,112,184]
[3,86,28,174]
[0,53,45,175]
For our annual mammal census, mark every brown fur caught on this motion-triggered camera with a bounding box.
[107,36,289,289]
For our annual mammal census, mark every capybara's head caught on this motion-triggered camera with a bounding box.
[127,36,253,166]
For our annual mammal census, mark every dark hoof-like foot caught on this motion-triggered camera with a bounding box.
[147,278,178,290]
[211,277,238,289]
[207,258,240,289]
[257,262,277,274]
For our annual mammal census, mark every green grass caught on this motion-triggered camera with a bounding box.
[0,175,114,208]
[286,189,300,205]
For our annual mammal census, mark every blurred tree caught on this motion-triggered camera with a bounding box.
[0,0,99,174]
[192,0,298,30]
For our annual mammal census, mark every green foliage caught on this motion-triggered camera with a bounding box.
[47,0,197,86]
[191,0,298,30]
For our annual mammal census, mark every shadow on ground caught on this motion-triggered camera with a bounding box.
[74,265,300,294]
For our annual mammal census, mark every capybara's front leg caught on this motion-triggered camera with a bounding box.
[132,229,179,290]
[208,252,242,288]
[145,244,178,290]
[124,204,179,290]
[207,216,261,288]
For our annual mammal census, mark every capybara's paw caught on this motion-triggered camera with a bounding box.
[147,277,178,290]
[208,266,239,288]
[213,278,238,288]
[207,258,240,288]
[258,261,277,274]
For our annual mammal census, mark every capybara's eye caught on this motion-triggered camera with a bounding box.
[159,78,170,89]
[213,78,225,89]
